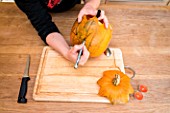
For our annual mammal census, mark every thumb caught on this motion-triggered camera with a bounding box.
[78,12,84,23]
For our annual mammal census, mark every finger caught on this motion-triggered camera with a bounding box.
[97,11,109,28]
[78,12,83,23]
[79,46,90,65]
[82,46,89,59]
[103,16,109,28]
[71,44,84,53]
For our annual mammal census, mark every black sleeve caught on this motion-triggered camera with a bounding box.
[15,0,60,44]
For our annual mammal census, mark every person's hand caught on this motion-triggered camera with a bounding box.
[78,4,109,28]
[96,10,109,28]
[46,32,89,65]
[66,43,90,66]
[78,4,96,23]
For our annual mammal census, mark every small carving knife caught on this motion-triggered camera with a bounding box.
[74,40,86,69]
[17,55,30,103]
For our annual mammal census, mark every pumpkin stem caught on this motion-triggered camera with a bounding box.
[113,74,120,86]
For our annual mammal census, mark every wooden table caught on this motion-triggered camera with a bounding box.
[0,2,170,113]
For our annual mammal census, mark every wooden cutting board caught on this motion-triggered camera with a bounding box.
[33,46,125,103]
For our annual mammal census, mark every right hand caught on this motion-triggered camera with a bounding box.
[66,44,90,66]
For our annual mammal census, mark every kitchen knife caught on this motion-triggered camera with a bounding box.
[17,55,30,103]
[74,40,86,69]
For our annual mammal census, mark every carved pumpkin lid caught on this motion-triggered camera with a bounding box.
[97,70,134,104]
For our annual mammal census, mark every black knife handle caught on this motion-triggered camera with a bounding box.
[17,77,30,103]
[96,10,101,18]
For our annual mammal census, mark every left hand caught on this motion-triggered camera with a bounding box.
[78,4,109,28]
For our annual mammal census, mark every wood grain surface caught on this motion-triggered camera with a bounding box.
[33,47,125,102]
[0,2,170,113]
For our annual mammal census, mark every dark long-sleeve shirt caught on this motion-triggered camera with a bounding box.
[15,0,80,44]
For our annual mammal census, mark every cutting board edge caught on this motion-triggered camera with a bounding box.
[33,46,50,97]
[33,93,110,103]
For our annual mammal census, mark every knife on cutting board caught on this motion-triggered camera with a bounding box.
[17,55,30,103]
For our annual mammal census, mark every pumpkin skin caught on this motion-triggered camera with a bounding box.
[97,70,134,104]
[70,15,113,57]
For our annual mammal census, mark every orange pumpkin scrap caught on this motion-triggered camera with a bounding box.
[70,15,113,57]
[97,70,134,104]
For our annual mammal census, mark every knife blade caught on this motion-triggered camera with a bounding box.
[17,55,30,103]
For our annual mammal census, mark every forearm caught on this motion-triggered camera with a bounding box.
[46,32,70,59]
[84,0,100,9]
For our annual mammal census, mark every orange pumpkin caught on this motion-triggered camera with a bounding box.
[70,15,113,57]
[97,70,134,104]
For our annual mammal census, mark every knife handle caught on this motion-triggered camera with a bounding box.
[17,77,30,103]
[74,48,83,69]
[96,10,101,18]
[74,40,86,69]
